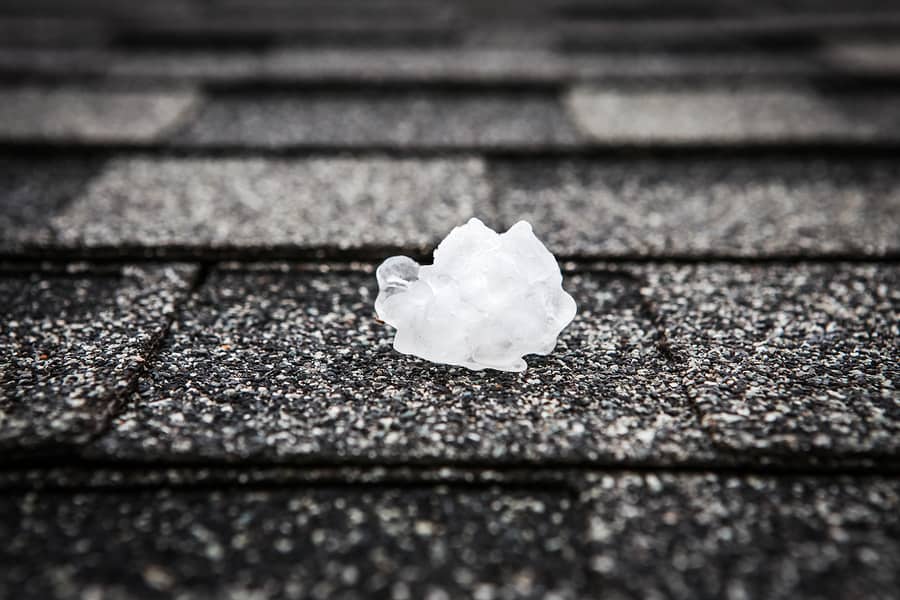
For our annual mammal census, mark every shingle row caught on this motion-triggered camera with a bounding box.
[0,47,829,83]
[3,262,896,467]
[3,85,900,148]
[4,156,898,259]
[1,475,897,599]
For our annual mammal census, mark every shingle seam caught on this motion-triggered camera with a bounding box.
[3,462,900,494]
[631,267,742,460]
[75,263,212,450]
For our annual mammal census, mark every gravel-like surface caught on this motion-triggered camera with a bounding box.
[0,486,582,599]
[643,263,899,458]
[88,266,710,465]
[492,157,900,258]
[583,473,900,600]
[0,157,104,252]
[1,264,196,456]
[50,157,492,252]
[174,91,584,149]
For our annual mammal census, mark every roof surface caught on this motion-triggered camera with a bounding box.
[1,1,899,599]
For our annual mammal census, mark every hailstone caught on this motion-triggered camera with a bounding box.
[375,218,577,372]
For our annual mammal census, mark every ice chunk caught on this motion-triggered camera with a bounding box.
[375,218,577,372]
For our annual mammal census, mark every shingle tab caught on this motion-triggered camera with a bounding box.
[567,87,900,144]
[644,263,899,459]
[492,158,900,258]
[0,87,200,142]
[87,267,709,465]
[0,264,196,456]
[175,91,582,148]
[0,487,582,599]
[0,157,103,252]
[49,157,492,255]
[583,474,900,599]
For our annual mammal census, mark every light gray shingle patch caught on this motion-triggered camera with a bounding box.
[262,49,821,85]
[0,87,200,143]
[821,40,900,75]
[492,158,900,258]
[644,264,899,458]
[583,474,900,600]
[569,51,822,80]
[175,92,583,148]
[0,487,582,599]
[0,47,822,85]
[52,157,492,252]
[0,158,104,252]
[0,264,197,456]
[566,87,900,144]
[87,267,710,465]
[262,48,569,83]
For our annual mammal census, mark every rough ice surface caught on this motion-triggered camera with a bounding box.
[375,218,577,372]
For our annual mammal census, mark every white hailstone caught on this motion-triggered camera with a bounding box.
[375,217,577,372]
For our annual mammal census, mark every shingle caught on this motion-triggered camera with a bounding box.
[492,158,900,258]
[566,86,900,144]
[583,473,900,600]
[0,487,582,599]
[821,40,900,75]
[175,91,583,149]
[262,48,569,83]
[0,48,109,78]
[105,50,265,81]
[0,17,108,47]
[0,46,824,85]
[644,263,899,459]
[558,13,900,50]
[49,157,492,255]
[0,157,103,252]
[0,87,201,143]
[87,267,710,465]
[568,51,823,81]
[113,15,459,49]
[0,264,197,456]
[261,48,822,85]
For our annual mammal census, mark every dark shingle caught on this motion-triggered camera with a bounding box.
[644,263,899,459]
[492,158,900,258]
[175,91,583,149]
[0,487,582,599]
[0,157,104,252]
[583,473,900,600]
[0,264,196,456]
[0,16,108,47]
[87,267,709,465]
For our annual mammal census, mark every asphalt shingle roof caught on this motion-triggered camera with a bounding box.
[0,1,898,598]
